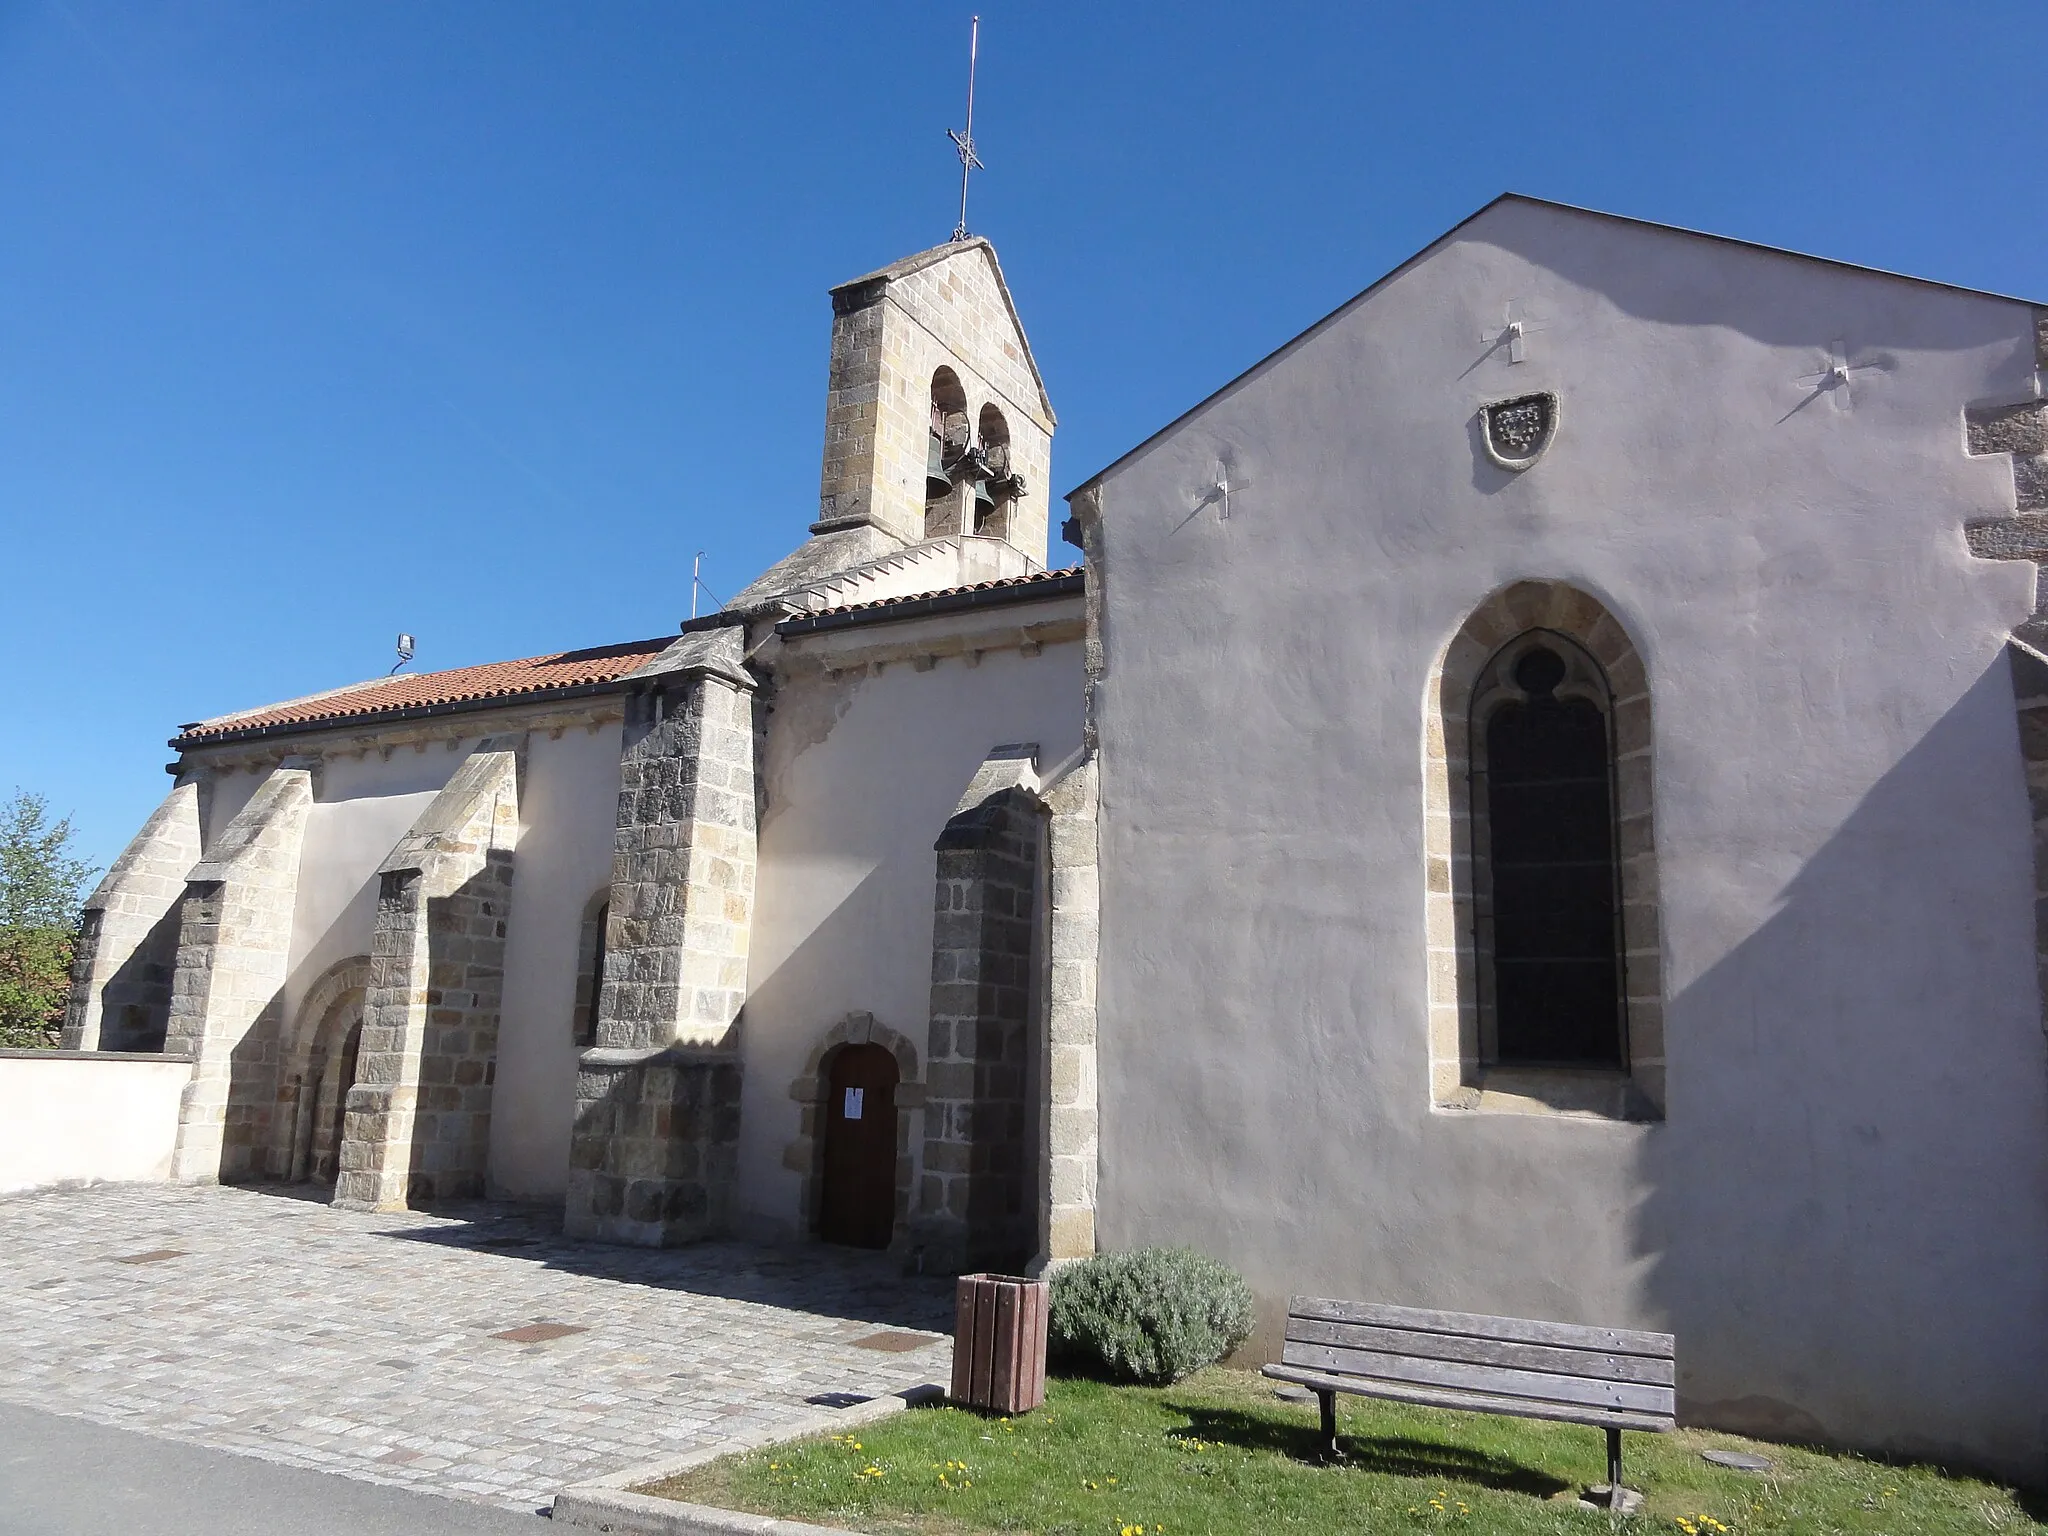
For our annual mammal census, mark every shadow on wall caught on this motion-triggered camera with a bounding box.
[1631,659,2048,1478]
[1476,204,2031,362]
[210,860,510,1196]
[95,906,182,1052]
[741,860,911,1244]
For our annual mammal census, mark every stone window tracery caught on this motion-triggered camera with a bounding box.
[1469,633,1624,1069]
[1424,582,1664,1119]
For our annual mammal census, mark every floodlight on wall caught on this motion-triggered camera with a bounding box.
[391,633,415,675]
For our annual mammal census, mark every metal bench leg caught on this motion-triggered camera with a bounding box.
[1318,1389,1339,1459]
[1606,1425,1623,1494]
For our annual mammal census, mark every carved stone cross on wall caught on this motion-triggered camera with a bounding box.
[1190,455,1252,521]
[1481,301,1547,364]
[1790,339,1891,414]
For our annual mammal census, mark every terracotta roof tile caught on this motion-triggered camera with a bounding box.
[172,566,1089,748]
[173,635,675,746]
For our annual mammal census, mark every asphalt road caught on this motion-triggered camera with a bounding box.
[0,1402,548,1535]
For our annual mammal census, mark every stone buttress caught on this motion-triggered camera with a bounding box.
[566,626,758,1246]
[63,775,207,1052]
[915,744,1045,1272]
[165,759,316,1182]
[333,737,521,1210]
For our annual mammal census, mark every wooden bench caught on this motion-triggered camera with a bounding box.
[1263,1296,1676,1503]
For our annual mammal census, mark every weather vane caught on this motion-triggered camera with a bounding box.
[947,16,983,241]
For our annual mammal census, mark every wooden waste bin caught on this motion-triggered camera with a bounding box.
[950,1273,1049,1414]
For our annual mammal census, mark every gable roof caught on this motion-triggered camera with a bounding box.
[832,235,1055,426]
[172,635,675,748]
[1068,192,2045,497]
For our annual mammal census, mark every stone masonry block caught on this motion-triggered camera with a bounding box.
[1967,399,2048,458]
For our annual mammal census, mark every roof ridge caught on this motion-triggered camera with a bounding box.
[173,633,677,747]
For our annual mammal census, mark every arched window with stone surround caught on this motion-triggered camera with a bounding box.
[1424,582,1664,1118]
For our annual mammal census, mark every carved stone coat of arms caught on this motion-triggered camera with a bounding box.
[1480,392,1559,470]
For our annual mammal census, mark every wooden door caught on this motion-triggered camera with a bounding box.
[818,1044,898,1249]
[319,1021,362,1184]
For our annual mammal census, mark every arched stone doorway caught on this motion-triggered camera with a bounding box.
[309,1019,362,1185]
[818,1043,900,1250]
[276,956,371,1185]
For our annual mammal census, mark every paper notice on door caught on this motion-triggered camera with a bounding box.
[844,1087,864,1120]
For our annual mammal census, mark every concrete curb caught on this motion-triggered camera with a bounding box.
[550,1383,945,1534]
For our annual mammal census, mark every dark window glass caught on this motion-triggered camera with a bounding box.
[1484,646,1622,1066]
[581,904,608,1048]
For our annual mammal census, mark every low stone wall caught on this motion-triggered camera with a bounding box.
[0,1050,193,1193]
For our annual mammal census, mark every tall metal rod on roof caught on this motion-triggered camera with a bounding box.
[686,554,725,626]
[948,16,983,242]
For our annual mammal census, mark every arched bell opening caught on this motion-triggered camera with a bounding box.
[926,368,971,539]
[976,404,1019,540]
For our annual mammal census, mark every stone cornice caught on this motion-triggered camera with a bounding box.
[173,699,624,777]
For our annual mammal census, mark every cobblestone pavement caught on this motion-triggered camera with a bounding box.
[0,1183,954,1513]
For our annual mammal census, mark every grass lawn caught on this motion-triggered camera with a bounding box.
[641,1369,2045,1535]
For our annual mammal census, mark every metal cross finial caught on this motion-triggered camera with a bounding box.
[947,16,984,242]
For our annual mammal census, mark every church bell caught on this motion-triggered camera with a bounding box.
[925,433,952,502]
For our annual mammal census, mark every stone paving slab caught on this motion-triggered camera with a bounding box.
[0,1183,954,1513]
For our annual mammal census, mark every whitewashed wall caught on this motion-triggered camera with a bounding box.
[283,747,454,1030]
[738,633,1086,1241]
[193,721,623,1200]
[1081,198,2048,1478]
[0,1051,193,1192]
[490,722,623,1197]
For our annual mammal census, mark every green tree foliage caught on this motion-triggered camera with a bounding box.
[0,791,98,1049]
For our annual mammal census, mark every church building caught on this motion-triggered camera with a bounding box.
[66,196,2048,1481]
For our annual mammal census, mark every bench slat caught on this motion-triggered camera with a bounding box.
[1290,1297,1673,1359]
[1281,1341,1676,1417]
[1262,1363,1675,1434]
[1285,1316,1675,1387]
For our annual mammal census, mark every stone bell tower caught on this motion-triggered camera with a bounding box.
[813,237,1056,565]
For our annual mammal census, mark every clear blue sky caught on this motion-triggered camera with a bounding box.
[3,0,2041,870]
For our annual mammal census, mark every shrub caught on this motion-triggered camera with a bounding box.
[1048,1246,1255,1385]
